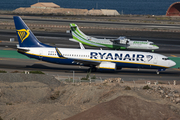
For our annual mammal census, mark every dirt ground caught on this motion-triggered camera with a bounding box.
[66,96,180,120]
[0,73,180,120]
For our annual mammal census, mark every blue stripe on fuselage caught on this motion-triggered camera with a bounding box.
[21,52,167,69]
[22,52,75,65]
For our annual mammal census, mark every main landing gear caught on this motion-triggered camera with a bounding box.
[156,69,166,74]
[88,66,97,72]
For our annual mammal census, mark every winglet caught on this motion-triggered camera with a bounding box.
[79,42,85,49]
[55,47,64,58]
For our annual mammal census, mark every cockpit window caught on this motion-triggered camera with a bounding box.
[150,42,154,45]
[162,58,169,60]
[119,37,127,40]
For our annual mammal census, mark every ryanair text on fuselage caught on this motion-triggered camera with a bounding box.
[90,52,153,61]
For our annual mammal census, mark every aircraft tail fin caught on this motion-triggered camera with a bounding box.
[13,16,52,47]
[70,23,90,41]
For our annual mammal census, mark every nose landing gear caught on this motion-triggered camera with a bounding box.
[156,68,166,74]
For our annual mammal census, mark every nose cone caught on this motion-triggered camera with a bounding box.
[153,45,159,49]
[169,60,176,67]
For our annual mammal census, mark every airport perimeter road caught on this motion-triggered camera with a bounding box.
[1,16,180,31]
[0,58,179,81]
[18,18,180,30]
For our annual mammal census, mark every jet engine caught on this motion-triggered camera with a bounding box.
[97,62,116,71]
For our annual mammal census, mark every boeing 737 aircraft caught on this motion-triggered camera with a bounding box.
[69,23,159,51]
[14,16,175,74]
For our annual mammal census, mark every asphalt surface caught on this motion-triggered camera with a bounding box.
[0,30,179,55]
[0,32,179,81]
[0,58,179,81]
[0,16,179,81]
[2,16,180,30]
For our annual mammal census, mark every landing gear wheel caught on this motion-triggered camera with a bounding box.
[88,67,97,72]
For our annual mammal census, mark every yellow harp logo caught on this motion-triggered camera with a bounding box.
[17,29,30,43]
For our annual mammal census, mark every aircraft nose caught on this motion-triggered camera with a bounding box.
[152,45,159,49]
[154,45,159,49]
[170,60,176,67]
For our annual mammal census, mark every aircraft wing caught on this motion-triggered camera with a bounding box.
[55,47,100,66]
[110,36,129,44]
[72,58,100,66]
[110,39,120,42]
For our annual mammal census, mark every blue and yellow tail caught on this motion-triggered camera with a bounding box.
[13,16,51,47]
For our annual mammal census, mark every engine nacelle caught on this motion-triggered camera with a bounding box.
[110,36,129,45]
[97,62,116,71]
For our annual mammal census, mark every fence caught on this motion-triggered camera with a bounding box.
[54,75,104,84]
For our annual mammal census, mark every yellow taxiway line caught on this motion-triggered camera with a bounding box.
[171,55,177,57]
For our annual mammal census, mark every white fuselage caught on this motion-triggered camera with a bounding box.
[20,47,175,69]
[71,36,159,50]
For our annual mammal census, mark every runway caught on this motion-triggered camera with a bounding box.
[0,30,179,55]
[0,58,179,81]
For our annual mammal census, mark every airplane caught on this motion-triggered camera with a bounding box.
[69,23,159,51]
[13,16,176,74]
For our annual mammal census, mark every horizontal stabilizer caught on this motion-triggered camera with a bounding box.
[17,48,30,54]
[69,38,79,43]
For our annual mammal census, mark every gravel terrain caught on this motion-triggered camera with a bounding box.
[66,96,180,120]
[0,73,180,120]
